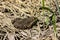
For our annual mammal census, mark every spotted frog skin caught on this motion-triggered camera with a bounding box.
[12,17,38,30]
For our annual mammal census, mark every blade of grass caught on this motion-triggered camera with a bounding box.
[42,0,45,15]
[52,13,56,37]
[42,0,45,7]
[39,7,54,13]
[45,17,50,26]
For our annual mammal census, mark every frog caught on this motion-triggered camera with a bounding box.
[11,17,38,30]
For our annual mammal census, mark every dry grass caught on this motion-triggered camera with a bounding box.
[0,0,60,40]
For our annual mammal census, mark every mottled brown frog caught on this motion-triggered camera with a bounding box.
[12,17,38,30]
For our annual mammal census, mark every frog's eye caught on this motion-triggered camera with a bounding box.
[11,20,15,24]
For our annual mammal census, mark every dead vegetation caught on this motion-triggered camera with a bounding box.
[0,0,60,40]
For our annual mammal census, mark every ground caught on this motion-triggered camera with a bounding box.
[0,0,60,40]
